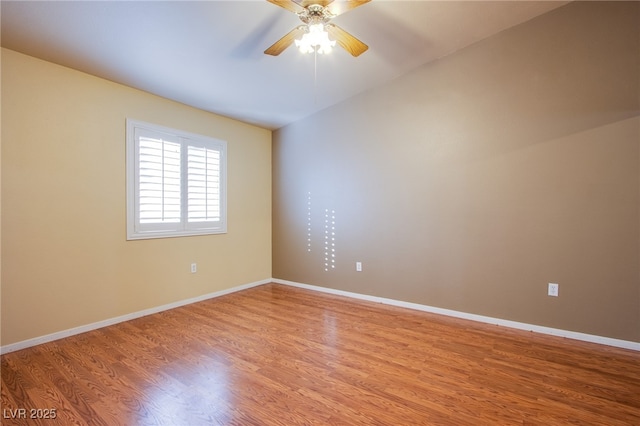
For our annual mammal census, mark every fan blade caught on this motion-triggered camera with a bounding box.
[325,24,368,57]
[326,0,371,17]
[293,0,335,7]
[264,26,307,56]
[267,0,303,13]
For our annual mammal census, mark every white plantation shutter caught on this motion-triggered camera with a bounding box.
[138,135,181,225]
[127,120,227,240]
[187,145,221,224]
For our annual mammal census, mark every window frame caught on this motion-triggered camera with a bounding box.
[126,119,227,240]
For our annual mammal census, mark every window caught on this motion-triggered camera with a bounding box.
[126,119,227,240]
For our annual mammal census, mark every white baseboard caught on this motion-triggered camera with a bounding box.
[273,278,640,352]
[4,278,638,355]
[0,278,271,355]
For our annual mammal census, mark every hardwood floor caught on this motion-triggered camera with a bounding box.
[2,283,639,425]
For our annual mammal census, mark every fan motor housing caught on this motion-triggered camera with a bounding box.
[298,4,334,25]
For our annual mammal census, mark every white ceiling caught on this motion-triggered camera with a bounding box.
[1,1,568,130]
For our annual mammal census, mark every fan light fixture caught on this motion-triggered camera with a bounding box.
[295,23,336,54]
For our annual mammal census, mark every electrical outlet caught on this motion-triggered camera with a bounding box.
[356,262,362,272]
[191,263,197,273]
[548,283,559,297]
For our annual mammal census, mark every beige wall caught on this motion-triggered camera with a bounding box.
[1,49,272,346]
[273,1,640,342]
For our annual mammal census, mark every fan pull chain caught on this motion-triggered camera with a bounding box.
[314,49,318,106]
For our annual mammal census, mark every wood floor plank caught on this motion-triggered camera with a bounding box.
[2,283,639,425]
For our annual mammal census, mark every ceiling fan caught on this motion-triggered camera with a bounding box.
[264,0,370,57]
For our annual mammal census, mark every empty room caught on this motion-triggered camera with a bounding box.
[1,0,639,424]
